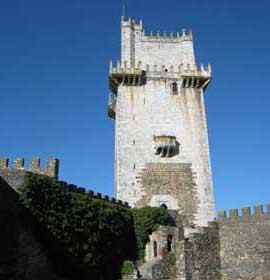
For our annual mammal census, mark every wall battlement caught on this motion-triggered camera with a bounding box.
[217,204,270,223]
[58,181,130,208]
[0,157,129,208]
[0,157,59,179]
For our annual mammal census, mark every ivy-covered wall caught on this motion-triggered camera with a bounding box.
[0,172,173,280]
[18,173,136,280]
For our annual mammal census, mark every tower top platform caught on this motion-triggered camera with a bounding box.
[120,17,196,68]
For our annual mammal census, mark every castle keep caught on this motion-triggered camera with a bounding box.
[109,17,214,226]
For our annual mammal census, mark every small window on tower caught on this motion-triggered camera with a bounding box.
[171,82,178,95]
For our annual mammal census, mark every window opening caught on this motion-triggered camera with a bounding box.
[153,241,158,257]
[171,82,178,95]
[167,235,173,252]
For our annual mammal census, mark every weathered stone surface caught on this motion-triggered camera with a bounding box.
[136,163,199,225]
[112,18,215,226]
[184,222,221,280]
[218,213,270,280]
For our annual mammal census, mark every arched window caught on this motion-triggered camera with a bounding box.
[171,82,178,95]
[153,241,158,257]
[167,235,173,252]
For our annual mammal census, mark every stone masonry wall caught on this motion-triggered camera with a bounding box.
[217,206,270,280]
[184,222,221,280]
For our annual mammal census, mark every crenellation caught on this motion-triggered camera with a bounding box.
[55,182,130,208]
[97,192,102,199]
[0,157,59,179]
[13,158,24,169]
[30,157,41,174]
[44,158,59,178]
[218,210,227,220]
[254,204,264,216]
[217,204,270,224]
[0,158,9,169]
[109,60,211,80]
[229,209,239,221]
[140,27,192,42]
[242,207,251,222]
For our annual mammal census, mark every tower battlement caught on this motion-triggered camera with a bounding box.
[121,17,195,68]
[121,17,192,42]
[109,60,211,79]
[0,157,59,179]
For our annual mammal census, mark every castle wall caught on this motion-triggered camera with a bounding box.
[184,222,221,280]
[217,206,270,280]
[0,157,59,191]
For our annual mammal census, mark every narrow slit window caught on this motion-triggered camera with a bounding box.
[167,235,173,252]
[171,82,178,95]
[153,241,158,257]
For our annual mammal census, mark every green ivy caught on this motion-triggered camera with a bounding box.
[131,206,174,259]
[18,173,136,280]
[18,173,174,279]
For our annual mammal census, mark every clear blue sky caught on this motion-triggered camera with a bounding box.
[0,0,269,211]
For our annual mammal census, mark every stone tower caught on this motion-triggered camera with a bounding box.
[109,17,215,226]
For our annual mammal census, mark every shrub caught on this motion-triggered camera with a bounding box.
[121,260,135,275]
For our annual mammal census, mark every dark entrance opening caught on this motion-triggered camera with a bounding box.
[153,241,158,257]
[172,82,178,95]
[167,235,173,252]
[160,203,168,209]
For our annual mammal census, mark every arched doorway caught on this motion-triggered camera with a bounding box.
[160,203,168,209]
